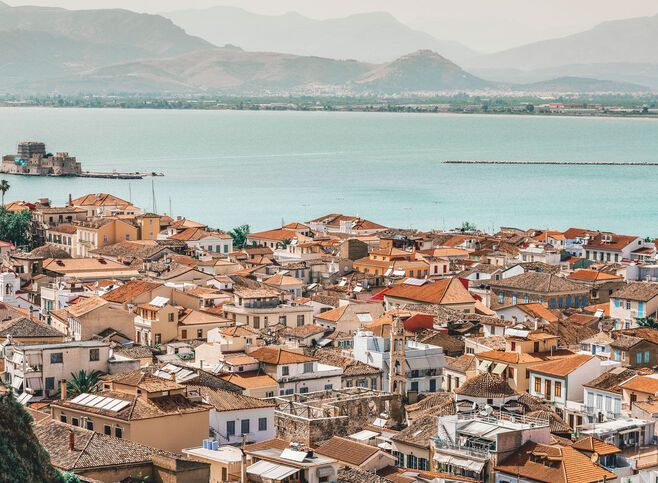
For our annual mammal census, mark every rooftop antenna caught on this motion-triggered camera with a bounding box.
[151,179,157,213]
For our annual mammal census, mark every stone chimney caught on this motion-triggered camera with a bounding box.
[68,430,75,451]
[60,380,68,401]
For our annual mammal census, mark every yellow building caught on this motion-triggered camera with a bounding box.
[75,218,141,257]
[50,370,212,453]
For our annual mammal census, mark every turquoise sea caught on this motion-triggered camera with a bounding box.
[0,107,656,235]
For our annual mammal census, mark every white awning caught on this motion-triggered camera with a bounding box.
[25,376,43,390]
[492,363,508,375]
[247,460,298,480]
[378,442,393,450]
[618,428,640,435]
[11,376,24,390]
[12,352,24,365]
[16,393,32,405]
[349,430,379,441]
[434,453,453,464]
[478,360,492,372]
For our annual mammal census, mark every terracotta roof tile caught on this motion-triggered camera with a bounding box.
[315,436,380,466]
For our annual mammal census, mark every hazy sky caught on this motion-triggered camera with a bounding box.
[6,0,658,51]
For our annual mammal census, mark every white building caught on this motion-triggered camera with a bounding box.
[352,329,447,396]
[3,340,110,401]
[196,387,276,446]
[249,346,342,395]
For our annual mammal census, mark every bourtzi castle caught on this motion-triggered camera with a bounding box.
[2,141,81,176]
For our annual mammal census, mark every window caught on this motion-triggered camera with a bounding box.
[258,417,267,431]
[89,348,99,362]
[266,391,274,398]
[45,377,55,391]
[411,370,420,378]
[297,315,305,327]
[104,425,111,435]
[60,415,67,423]
[626,300,632,310]
[279,315,287,325]
[50,352,63,364]
[555,381,562,398]
[197,329,203,338]
[498,293,504,304]
[534,342,539,352]
[303,362,314,373]
[407,454,418,469]
[253,316,260,329]
[510,342,516,351]
[282,366,290,376]
[508,367,515,379]
[168,313,174,322]
[86,420,94,431]
[115,427,123,438]
[637,352,643,364]
[224,244,229,253]
[524,295,530,304]
[645,351,650,364]
[299,387,309,394]
[411,381,419,392]
[393,451,403,467]
[181,330,187,339]
[418,458,429,471]
[324,384,333,391]
[534,377,541,393]
[241,419,250,435]
[371,378,377,390]
[154,333,161,344]
[71,417,79,427]
[227,420,236,436]
[512,295,517,305]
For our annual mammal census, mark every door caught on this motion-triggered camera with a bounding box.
[429,379,436,392]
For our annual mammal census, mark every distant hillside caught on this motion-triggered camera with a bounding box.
[163,7,478,64]
[518,76,651,94]
[0,3,212,58]
[470,13,658,71]
[358,50,491,93]
[20,47,374,94]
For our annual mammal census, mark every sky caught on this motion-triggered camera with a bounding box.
[6,0,658,52]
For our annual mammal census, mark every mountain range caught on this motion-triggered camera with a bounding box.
[162,7,479,65]
[0,2,657,94]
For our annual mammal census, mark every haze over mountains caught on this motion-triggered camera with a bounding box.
[162,7,479,65]
[1,1,657,94]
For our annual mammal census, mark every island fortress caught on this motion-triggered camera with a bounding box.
[2,141,82,176]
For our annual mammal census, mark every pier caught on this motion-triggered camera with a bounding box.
[445,160,658,166]
[80,171,165,180]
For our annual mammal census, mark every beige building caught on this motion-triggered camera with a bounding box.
[223,286,313,330]
[51,370,212,452]
[50,296,134,341]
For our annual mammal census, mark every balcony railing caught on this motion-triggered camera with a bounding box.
[433,438,490,458]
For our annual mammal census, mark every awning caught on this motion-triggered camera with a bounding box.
[378,442,393,450]
[11,376,24,390]
[16,393,32,405]
[25,376,43,390]
[492,363,508,375]
[247,460,298,480]
[12,352,24,365]
[478,360,492,372]
[618,428,640,435]
[349,430,379,441]
[434,453,453,464]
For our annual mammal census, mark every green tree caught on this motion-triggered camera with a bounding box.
[0,179,9,206]
[460,221,477,232]
[229,224,250,248]
[0,392,60,482]
[67,370,103,397]
[636,316,658,329]
[0,207,32,248]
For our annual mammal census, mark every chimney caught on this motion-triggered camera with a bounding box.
[68,430,75,451]
[60,380,68,401]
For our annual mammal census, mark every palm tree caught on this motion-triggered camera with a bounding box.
[0,179,9,207]
[229,224,250,249]
[67,370,103,397]
[637,316,658,329]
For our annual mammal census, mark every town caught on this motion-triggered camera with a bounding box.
[1,192,658,483]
